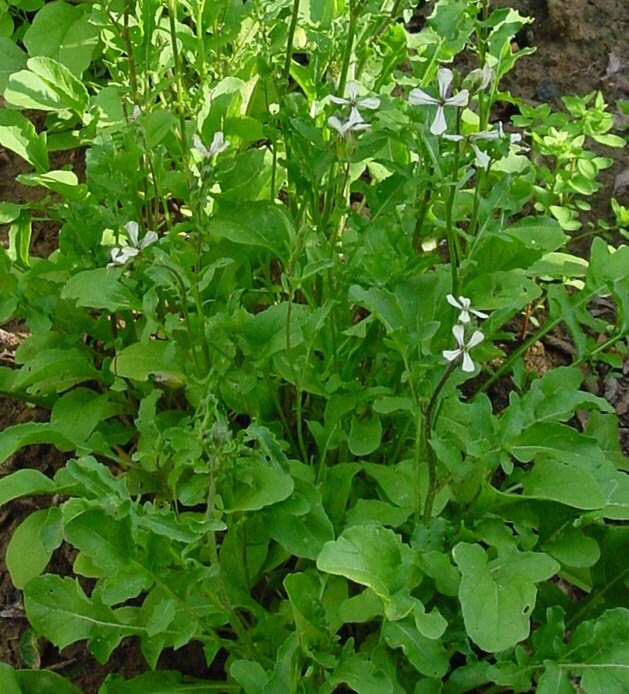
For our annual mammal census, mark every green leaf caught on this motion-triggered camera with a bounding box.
[6,509,56,588]
[0,105,49,171]
[522,458,606,510]
[62,268,139,311]
[383,618,449,678]
[5,56,89,114]
[453,543,559,653]
[22,0,98,76]
[208,201,293,257]
[0,422,75,466]
[24,575,137,662]
[222,461,294,512]
[13,346,99,395]
[0,662,81,694]
[111,341,186,385]
[17,170,88,201]
[328,646,395,694]
[0,469,57,507]
[542,526,600,568]
[100,671,223,693]
[317,523,417,600]
[0,37,27,92]
[348,414,382,457]
[558,608,629,693]
[229,660,269,694]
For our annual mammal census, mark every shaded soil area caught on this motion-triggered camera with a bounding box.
[1,0,628,690]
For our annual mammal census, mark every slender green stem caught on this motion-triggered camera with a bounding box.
[283,0,301,86]
[422,361,457,524]
[167,0,188,154]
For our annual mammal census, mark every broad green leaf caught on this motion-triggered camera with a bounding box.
[348,414,382,457]
[383,618,449,678]
[542,526,600,568]
[522,458,606,510]
[100,670,222,693]
[229,660,269,694]
[23,0,98,76]
[0,422,75,465]
[62,268,139,311]
[328,647,395,694]
[222,461,293,512]
[264,479,334,559]
[111,341,186,385]
[0,108,48,171]
[13,346,99,395]
[0,469,57,507]
[50,388,110,444]
[0,37,27,92]
[536,662,574,694]
[207,201,293,257]
[453,543,559,652]
[317,523,417,599]
[345,499,412,529]
[5,56,89,114]
[24,575,137,662]
[6,509,57,588]
[0,662,81,694]
[510,422,607,469]
[17,170,88,201]
[348,285,405,334]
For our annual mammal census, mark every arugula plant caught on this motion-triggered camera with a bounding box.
[0,0,628,691]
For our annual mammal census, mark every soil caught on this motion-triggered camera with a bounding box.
[1,1,628,691]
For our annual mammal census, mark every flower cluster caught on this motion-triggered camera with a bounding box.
[442,295,488,373]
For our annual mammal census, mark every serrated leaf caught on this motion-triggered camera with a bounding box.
[24,575,136,662]
[62,268,139,312]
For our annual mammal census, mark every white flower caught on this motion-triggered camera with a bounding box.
[327,111,371,137]
[446,294,488,323]
[329,81,380,123]
[193,131,229,159]
[443,324,484,373]
[409,67,469,136]
[109,221,158,267]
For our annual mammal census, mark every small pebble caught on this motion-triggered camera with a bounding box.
[536,79,557,102]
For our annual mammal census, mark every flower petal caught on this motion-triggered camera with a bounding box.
[140,230,158,249]
[470,307,489,319]
[409,88,438,106]
[445,90,469,107]
[461,352,475,372]
[358,96,380,110]
[192,134,209,157]
[452,324,465,347]
[329,94,349,106]
[467,330,485,349]
[345,81,360,100]
[327,115,347,135]
[472,143,491,169]
[437,67,454,100]
[124,221,140,246]
[443,348,462,363]
[430,106,447,136]
[446,294,462,309]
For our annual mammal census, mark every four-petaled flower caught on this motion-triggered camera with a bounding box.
[409,67,469,136]
[193,131,229,159]
[329,81,380,124]
[327,111,371,137]
[109,221,158,267]
[443,324,484,373]
[446,294,488,323]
